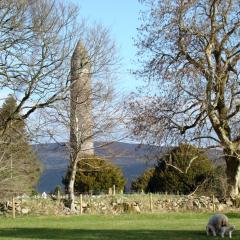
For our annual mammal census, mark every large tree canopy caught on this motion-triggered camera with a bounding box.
[129,0,240,197]
[0,0,79,127]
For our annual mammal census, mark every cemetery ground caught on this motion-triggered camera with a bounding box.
[0,212,239,239]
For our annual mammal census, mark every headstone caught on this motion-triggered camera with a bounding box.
[42,192,47,199]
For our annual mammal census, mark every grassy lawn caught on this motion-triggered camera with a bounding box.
[0,212,239,240]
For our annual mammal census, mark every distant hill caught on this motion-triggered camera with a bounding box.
[34,142,223,193]
[34,142,164,193]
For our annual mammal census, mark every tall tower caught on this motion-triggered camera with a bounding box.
[70,41,94,157]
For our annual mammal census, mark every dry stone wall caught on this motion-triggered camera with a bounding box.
[0,194,236,216]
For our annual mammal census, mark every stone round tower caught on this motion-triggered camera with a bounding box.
[70,41,94,157]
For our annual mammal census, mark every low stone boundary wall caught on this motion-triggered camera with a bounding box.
[0,194,236,216]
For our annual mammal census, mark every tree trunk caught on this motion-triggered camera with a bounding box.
[225,151,240,197]
[68,159,78,212]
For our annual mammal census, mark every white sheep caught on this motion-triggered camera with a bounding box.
[206,214,235,238]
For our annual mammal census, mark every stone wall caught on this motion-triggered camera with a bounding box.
[0,194,236,216]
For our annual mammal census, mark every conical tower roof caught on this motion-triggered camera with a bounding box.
[72,40,88,59]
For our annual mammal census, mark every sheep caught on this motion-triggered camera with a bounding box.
[206,214,235,238]
[220,225,236,238]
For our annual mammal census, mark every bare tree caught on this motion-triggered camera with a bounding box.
[129,0,240,197]
[0,1,123,203]
[0,0,80,127]
[0,0,84,202]
[40,24,123,211]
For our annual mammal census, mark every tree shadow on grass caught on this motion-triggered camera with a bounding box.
[0,228,237,240]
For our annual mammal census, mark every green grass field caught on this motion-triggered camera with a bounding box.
[0,213,239,240]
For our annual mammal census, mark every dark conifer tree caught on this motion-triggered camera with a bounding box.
[0,95,41,198]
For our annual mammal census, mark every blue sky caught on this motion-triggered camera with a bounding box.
[71,0,142,93]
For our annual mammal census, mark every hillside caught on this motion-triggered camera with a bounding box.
[34,142,162,193]
[34,142,223,193]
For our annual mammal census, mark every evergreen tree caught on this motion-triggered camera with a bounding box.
[131,144,227,197]
[131,168,154,193]
[63,156,126,194]
[0,95,41,198]
[147,144,213,194]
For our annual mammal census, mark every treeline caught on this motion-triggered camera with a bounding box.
[63,143,226,199]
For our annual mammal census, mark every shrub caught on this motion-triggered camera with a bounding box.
[147,144,214,195]
[133,144,226,196]
[197,165,227,200]
[131,168,154,193]
[63,156,126,194]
